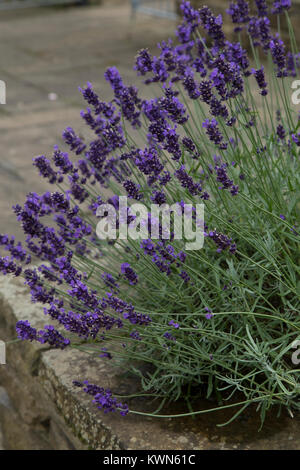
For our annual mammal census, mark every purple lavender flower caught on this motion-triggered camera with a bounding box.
[38,325,70,349]
[79,81,104,111]
[277,124,286,140]
[270,36,287,77]
[248,17,271,49]
[291,133,300,146]
[162,126,182,161]
[62,127,86,155]
[135,48,153,76]
[255,0,268,17]
[130,330,142,341]
[183,73,200,100]
[16,320,37,341]
[180,270,191,283]
[33,155,60,184]
[123,179,143,200]
[105,67,142,128]
[53,146,73,174]
[180,1,200,27]
[141,239,156,256]
[134,147,164,178]
[160,94,189,125]
[176,22,193,44]
[16,321,70,349]
[74,380,129,416]
[0,257,22,277]
[205,229,237,254]
[121,263,138,286]
[175,166,202,196]
[199,6,225,47]
[104,293,151,325]
[101,273,120,294]
[0,235,29,263]
[225,41,250,74]
[163,331,176,342]
[158,40,178,73]
[215,162,238,194]
[198,80,213,104]
[205,308,214,320]
[169,320,180,329]
[159,171,171,186]
[227,0,250,32]
[271,0,291,14]
[209,97,229,119]
[251,67,268,96]
[202,119,228,150]
[182,137,200,158]
[100,347,112,359]
[150,190,167,206]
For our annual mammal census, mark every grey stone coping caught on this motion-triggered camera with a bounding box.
[0,276,299,450]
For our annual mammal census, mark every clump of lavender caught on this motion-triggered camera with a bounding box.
[1,1,299,426]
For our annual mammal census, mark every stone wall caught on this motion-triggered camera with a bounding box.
[0,276,299,450]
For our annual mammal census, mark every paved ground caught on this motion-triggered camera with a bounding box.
[0,0,176,240]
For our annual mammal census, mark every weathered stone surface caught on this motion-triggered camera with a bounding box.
[0,276,299,450]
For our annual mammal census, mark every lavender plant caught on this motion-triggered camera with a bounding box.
[1,0,300,425]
